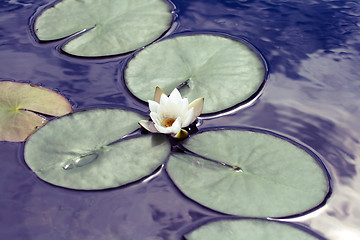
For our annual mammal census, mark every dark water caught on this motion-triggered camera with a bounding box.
[1,0,360,239]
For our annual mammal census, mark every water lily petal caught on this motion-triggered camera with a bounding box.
[159,93,168,106]
[154,119,163,128]
[189,97,204,122]
[182,107,194,127]
[148,100,159,113]
[162,100,180,119]
[169,99,184,118]
[179,98,190,115]
[144,87,203,137]
[180,97,189,105]
[154,86,166,103]
[138,120,158,133]
[171,117,182,135]
[168,88,182,101]
[154,116,182,135]
[150,112,160,123]
[154,122,173,134]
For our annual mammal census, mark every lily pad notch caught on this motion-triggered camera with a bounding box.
[32,0,175,57]
[166,128,331,218]
[0,80,72,142]
[124,33,268,114]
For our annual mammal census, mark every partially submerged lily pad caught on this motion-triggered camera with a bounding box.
[0,81,72,142]
[125,34,266,113]
[24,109,170,190]
[185,219,321,240]
[166,129,330,217]
[34,0,173,57]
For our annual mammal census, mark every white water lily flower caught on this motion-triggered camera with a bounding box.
[139,87,204,138]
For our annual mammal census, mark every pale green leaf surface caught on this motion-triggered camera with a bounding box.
[0,81,72,142]
[24,109,170,190]
[125,34,266,113]
[185,219,320,240]
[34,0,173,56]
[166,130,329,217]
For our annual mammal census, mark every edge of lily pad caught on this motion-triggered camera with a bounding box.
[182,217,326,240]
[0,79,73,115]
[23,136,167,191]
[167,126,332,219]
[0,79,73,142]
[120,31,269,117]
[29,0,178,58]
[24,105,149,141]
[22,106,170,191]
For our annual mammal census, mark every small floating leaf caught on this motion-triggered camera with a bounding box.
[166,129,329,217]
[0,81,72,142]
[34,0,173,57]
[24,109,170,190]
[185,219,321,240]
[125,34,266,113]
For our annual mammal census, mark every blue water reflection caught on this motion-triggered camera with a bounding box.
[1,0,360,239]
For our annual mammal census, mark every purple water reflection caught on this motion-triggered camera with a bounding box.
[1,0,360,239]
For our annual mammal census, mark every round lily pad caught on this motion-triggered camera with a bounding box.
[34,0,173,57]
[185,219,321,240]
[166,129,330,217]
[0,81,72,142]
[24,108,171,190]
[125,34,266,113]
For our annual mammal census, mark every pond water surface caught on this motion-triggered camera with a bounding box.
[1,0,360,239]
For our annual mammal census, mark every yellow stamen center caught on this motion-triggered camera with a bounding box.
[164,118,176,127]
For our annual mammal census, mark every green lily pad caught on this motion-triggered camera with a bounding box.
[24,108,170,190]
[125,34,266,113]
[185,219,321,240]
[0,81,72,142]
[34,0,173,57]
[166,129,329,217]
